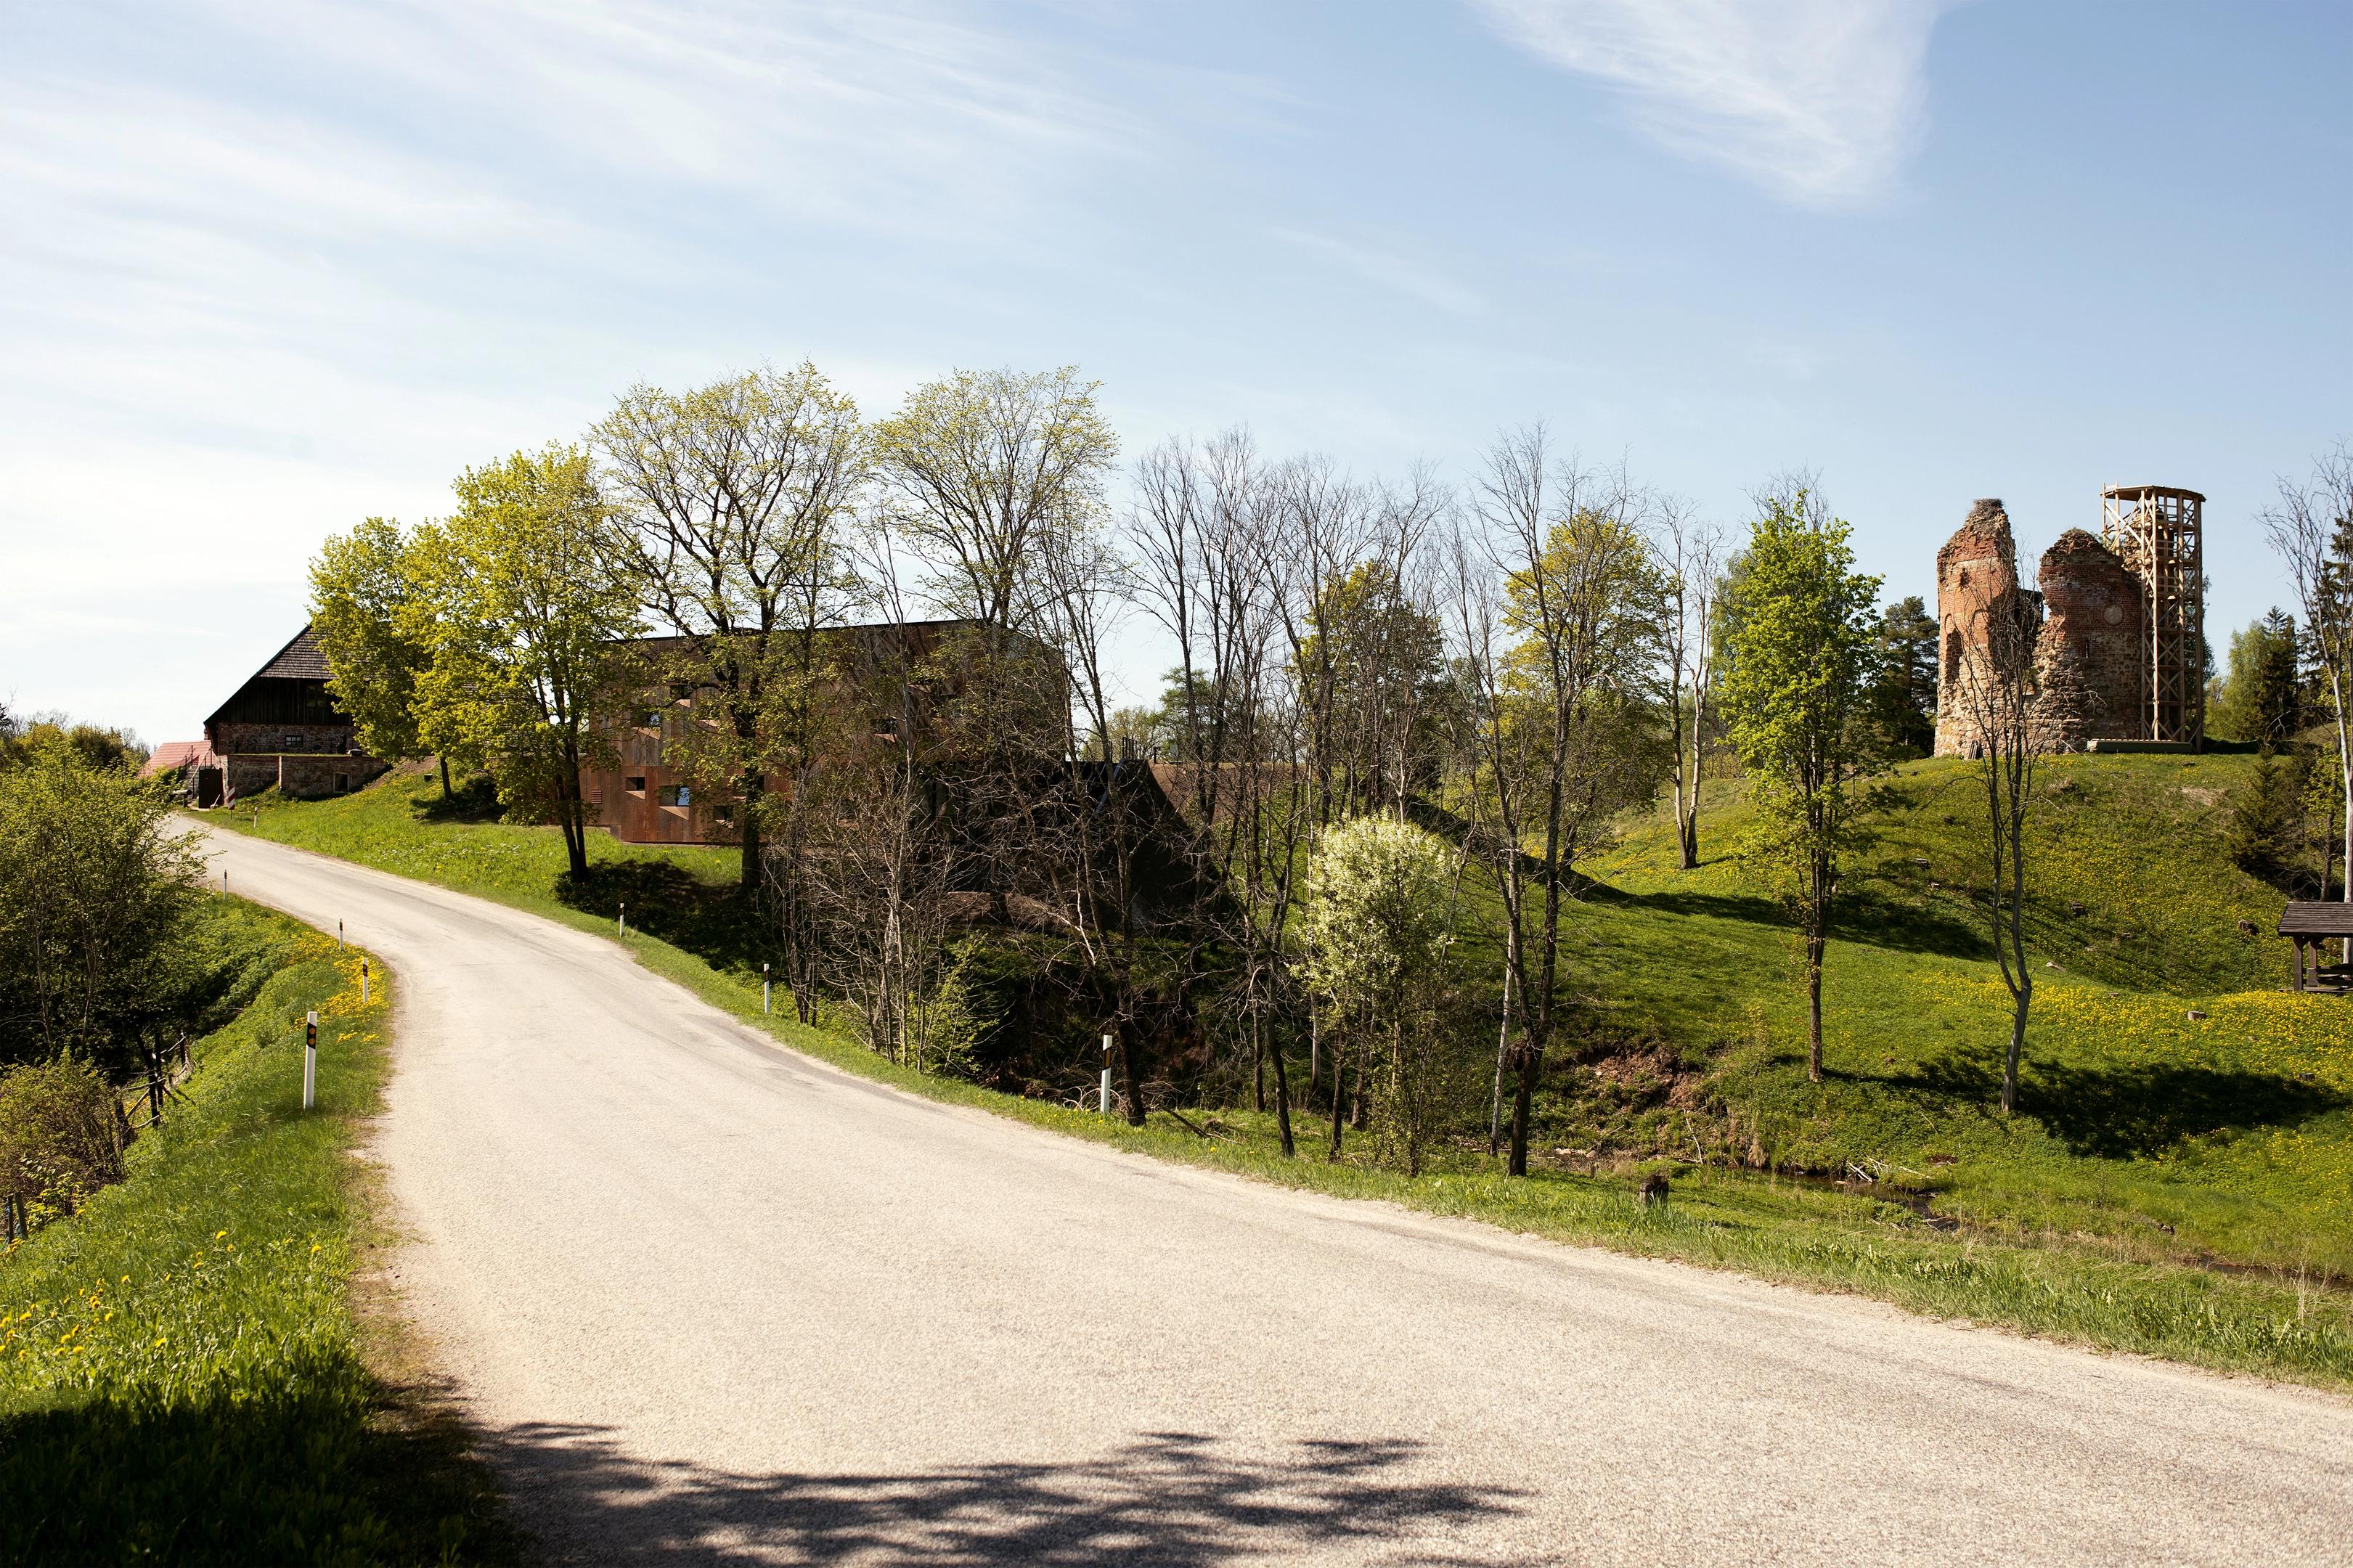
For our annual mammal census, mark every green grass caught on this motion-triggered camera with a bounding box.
[0,902,510,1566]
[205,761,2353,1394]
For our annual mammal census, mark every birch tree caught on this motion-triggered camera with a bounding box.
[2263,441,2353,926]
[1950,588,2042,1112]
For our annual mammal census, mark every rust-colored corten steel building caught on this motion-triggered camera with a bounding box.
[582,618,1042,846]
[195,626,389,801]
[1933,488,2206,757]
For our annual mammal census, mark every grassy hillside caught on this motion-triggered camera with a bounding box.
[200,759,2353,1392]
[1514,754,2343,1283]
[0,902,509,1565]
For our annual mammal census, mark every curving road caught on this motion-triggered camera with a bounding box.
[192,824,2352,1566]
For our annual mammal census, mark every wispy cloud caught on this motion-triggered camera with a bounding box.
[1272,229,1485,317]
[0,0,1234,740]
[1468,0,1956,207]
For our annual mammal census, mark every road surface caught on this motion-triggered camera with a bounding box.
[192,825,2353,1565]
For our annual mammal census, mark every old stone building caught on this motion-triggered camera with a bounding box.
[198,626,388,800]
[1932,489,2203,757]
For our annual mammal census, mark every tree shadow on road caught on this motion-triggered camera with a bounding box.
[484,1424,1522,1566]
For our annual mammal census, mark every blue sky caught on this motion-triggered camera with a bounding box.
[6,1,2349,745]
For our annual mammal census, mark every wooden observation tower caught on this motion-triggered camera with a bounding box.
[2100,484,2205,746]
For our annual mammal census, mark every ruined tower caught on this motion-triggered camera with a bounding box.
[1931,488,2205,756]
[1933,499,2034,759]
[2100,484,2206,746]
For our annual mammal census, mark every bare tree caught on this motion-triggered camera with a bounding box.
[1127,429,1305,1153]
[1950,588,2043,1112]
[1652,497,1726,870]
[2263,441,2353,930]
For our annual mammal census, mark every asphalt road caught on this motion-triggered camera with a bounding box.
[192,824,2353,1566]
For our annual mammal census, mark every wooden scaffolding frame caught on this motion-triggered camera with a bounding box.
[2100,484,2206,746]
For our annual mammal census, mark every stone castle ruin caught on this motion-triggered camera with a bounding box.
[1933,485,2205,756]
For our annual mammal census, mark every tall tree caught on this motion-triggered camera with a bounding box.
[310,516,444,794]
[2209,609,2304,745]
[408,445,637,881]
[1948,587,2042,1112]
[1650,498,1725,870]
[2263,442,2353,925]
[872,365,1117,638]
[1719,490,1885,1083]
[1453,429,1661,1176]
[1872,595,1939,756]
[1127,429,1303,1149]
[595,364,866,894]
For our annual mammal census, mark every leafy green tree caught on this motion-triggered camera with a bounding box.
[0,740,202,1072]
[2209,609,2304,745]
[872,365,1117,637]
[1720,491,1885,1082]
[0,716,145,775]
[409,445,638,880]
[310,515,444,793]
[1302,815,1455,1175]
[597,364,868,894]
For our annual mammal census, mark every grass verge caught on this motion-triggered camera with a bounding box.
[0,902,513,1567]
[204,771,2353,1396]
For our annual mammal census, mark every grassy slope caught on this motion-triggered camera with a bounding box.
[0,902,508,1567]
[1552,754,2347,1282]
[204,764,2353,1393]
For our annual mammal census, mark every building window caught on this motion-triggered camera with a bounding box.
[658,784,691,807]
[633,709,657,729]
[626,775,647,793]
[335,773,351,793]
[285,735,302,749]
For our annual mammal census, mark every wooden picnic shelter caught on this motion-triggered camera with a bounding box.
[2280,903,2353,993]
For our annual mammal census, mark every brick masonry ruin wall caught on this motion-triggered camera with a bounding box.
[2034,528,2145,749]
[1933,499,2031,759]
[1933,500,2153,756]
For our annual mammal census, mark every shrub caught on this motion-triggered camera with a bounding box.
[0,1055,126,1228]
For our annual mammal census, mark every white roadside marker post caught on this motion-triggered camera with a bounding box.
[360,960,370,1005]
[762,963,771,1015]
[1100,1034,1113,1116]
[617,902,626,939]
[303,1010,318,1110]
[337,919,344,951]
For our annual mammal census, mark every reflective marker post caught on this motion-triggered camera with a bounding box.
[303,1010,319,1110]
[617,902,627,939]
[337,919,344,951]
[1100,1034,1113,1115]
[762,963,772,1015]
[360,960,370,1005]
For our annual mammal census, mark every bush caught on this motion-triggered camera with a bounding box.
[0,1055,126,1228]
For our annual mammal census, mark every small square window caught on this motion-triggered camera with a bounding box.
[633,709,657,729]
[625,775,647,793]
[285,735,302,748]
[658,783,690,807]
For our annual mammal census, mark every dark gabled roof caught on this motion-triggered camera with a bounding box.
[205,625,335,727]
[251,624,332,682]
